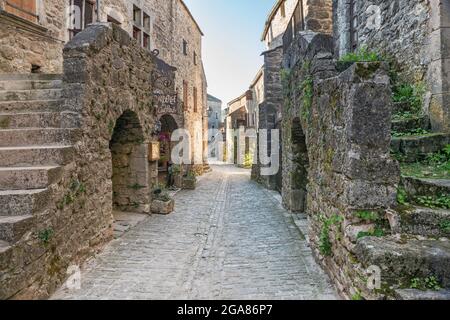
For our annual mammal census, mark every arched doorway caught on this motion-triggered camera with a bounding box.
[158,114,178,185]
[290,117,309,212]
[110,110,150,214]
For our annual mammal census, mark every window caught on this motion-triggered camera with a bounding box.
[133,26,141,44]
[280,1,286,18]
[131,5,151,50]
[193,87,198,113]
[143,13,150,32]
[194,51,197,65]
[183,81,188,110]
[68,0,96,40]
[143,33,150,50]
[133,5,141,26]
[4,0,38,23]
[183,40,188,56]
[349,0,358,52]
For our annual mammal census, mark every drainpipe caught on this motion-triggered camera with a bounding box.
[96,0,101,22]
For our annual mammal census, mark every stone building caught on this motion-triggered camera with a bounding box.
[0,0,207,299]
[0,0,208,174]
[254,0,333,190]
[277,0,450,300]
[225,91,257,165]
[333,0,450,133]
[207,94,222,133]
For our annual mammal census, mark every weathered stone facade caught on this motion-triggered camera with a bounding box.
[333,0,450,132]
[281,32,402,299]
[0,23,161,299]
[0,0,65,73]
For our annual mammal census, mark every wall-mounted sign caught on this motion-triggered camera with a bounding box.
[148,141,160,162]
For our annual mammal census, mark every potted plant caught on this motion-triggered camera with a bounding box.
[151,189,174,215]
[182,170,197,190]
[172,165,183,188]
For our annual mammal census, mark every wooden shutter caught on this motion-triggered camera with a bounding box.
[5,0,38,23]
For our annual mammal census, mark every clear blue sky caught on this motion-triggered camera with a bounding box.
[184,0,275,106]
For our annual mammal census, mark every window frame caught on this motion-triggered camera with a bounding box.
[4,0,39,23]
[193,87,198,113]
[68,0,96,40]
[349,0,358,52]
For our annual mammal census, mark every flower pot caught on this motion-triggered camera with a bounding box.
[183,177,197,190]
[174,175,183,188]
[151,198,175,215]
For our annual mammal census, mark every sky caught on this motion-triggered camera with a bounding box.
[183,0,275,107]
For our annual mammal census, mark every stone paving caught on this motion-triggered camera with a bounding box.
[52,164,337,300]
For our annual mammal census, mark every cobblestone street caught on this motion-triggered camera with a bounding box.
[53,164,337,300]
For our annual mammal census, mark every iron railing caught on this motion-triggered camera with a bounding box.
[282,1,305,52]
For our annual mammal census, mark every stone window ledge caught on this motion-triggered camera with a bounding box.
[0,9,48,36]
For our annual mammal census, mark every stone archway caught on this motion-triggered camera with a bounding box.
[110,110,150,214]
[158,114,179,185]
[289,117,309,212]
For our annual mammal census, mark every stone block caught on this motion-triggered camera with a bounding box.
[151,199,174,215]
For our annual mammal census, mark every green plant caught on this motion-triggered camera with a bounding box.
[357,227,385,240]
[397,187,409,205]
[351,292,364,301]
[155,192,172,202]
[184,170,196,179]
[57,179,87,209]
[392,128,430,138]
[319,214,343,257]
[440,220,450,233]
[410,276,442,291]
[355,210,380,222]
[339,46,381,63]
[243,152,253,169]
[392,82,426,114]
[38,228,54,245]
[300,76,313,120]
[415,195,450,210]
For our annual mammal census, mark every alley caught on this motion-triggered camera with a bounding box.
[53,164,337,300]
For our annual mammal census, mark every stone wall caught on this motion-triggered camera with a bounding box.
[281,32,400,299]
[0,23,158,299]
[0,0,65,73]
[333,0,450,132]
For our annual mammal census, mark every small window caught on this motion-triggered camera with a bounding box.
[143,33,150,50]
[280,1,286,18]
[143,13,151,32]
[349,0,358,52]
[183,40,188,56]
[133,5,142,26]
[68,0,96,40]
[5,0,38,23]
[133,26,141,44]
[194,51,197,65]
[193,87,198,113]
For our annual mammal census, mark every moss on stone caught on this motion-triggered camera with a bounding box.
[355,62,381,79]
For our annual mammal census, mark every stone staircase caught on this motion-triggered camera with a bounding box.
[0,74,78,266]
[355,101,450,300]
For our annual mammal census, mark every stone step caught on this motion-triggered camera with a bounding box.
[402,177,450,197]
[395,288,450,300]
[391,116,430,133]
[0,111,80,129]
[395,206,450,238]
[355,237,450,289]
[0,89,62,101]
[0,100,64,113]
[0,166,62,190]
[0,189,49,216]
[0,74,62,81]
[0,79,63,91]
[0,215,34,243]
[0,145,75,167]
[0,128,80,147]
[391,133,450,162]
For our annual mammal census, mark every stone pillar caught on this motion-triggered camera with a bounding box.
[428,0,450,132]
